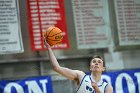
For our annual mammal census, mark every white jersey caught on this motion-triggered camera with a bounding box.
[76,75,108,93]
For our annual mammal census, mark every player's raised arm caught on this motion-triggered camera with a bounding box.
[44,40,85,81]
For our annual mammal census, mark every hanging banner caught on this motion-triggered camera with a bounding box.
[114,0,140,46]
[72,0,112,49]
[0,0,24,54]
[0,76,53,93]
[27,0,69,51]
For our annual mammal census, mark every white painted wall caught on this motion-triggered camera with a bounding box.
[105,49,140,70]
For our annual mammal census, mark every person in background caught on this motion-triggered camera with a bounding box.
[44,41,113,93]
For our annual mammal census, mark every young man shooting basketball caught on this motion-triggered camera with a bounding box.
[44,41,113,93]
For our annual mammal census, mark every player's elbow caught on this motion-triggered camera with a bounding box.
[52,66,61,72]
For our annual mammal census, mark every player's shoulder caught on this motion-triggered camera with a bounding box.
[72,70,85,84]
[75,70,86,76]
[73,70,86,80]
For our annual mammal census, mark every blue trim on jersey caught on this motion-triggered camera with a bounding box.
[89,75,93,82]
[76,74,86,93]
[104,83,108,93]
[98,82,104,87]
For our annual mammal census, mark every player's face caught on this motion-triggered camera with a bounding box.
[90,58,105,72]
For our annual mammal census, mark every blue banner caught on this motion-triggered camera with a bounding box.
[0,76,53,93]
[102,69,140,93]
[0,69,140,93]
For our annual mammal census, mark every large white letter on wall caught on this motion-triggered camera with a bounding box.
[134,72,140,92]
[4,83,24,93]
[25,80,48,93]
[115,73,136,93]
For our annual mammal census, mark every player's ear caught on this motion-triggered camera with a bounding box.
[90,63,93,71]
[89,65,92,71]
[102,67,105,71]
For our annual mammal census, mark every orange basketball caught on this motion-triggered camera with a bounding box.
[43,26,63,46]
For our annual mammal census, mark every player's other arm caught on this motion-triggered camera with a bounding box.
[45,42,85,81]
[105,84,113,93]
[91,81,113,93]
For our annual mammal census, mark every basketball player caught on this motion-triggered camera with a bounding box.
[44,41,113,93]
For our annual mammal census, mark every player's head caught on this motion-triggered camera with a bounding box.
[90,55,105,73]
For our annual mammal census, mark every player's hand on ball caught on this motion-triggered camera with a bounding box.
[44,39,51,48]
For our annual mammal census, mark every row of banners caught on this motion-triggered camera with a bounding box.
[0,68,140,93]
[0,0,140,53]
